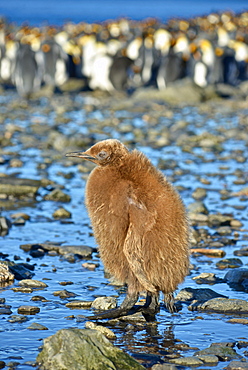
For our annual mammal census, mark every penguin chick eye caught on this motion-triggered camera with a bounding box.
[97,150,109,160]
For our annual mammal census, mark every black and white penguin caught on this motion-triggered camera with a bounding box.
[40,39,68,87]
[156,34,189,89]
[109,55,133,90]
[13,42,42,97]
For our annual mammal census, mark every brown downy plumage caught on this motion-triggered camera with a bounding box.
[66,139,190,319]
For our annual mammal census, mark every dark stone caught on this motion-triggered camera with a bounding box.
[8,262,35,280]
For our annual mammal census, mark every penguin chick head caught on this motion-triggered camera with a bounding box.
[66,139,129,166]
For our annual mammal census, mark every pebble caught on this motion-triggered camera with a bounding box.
[17,305,40,315]
[27,323,48,330]
[192,187,207,200]
[216,258,243,269]
[191,248,226,257]
[31,295,48,302]
[170,356,203,366]
[8,315,28,323]
[18,279,48,288]
[44,189,71,202]
[65,300,93,308]
[12,287,33,293]
[58,244,94,257]
[10,212,30,220]
[192,272,222,284]
[91,296,117,310]
[82,262,99,270]
[11,217,26,226]
[52,207,72,218]
[53,289,77,299]
[0,216,11,236]
[195,343,241,361]
[0,305,12,315]
[228,318,248,325]
[234,247,248,257]
[152,364,177,370]
[225,361,248,369]
[188,201,209,214]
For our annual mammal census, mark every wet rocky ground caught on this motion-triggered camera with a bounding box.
[0,80,248,369]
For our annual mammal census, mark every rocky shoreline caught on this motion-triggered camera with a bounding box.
[0,83,248,369]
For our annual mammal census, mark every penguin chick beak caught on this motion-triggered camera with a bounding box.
[65,151,96,161]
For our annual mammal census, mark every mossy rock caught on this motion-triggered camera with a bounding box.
[37,328,145,370]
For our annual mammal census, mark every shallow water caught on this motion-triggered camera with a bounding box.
[0,90,248,369]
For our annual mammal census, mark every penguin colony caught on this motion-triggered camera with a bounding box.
[0,11,247,97]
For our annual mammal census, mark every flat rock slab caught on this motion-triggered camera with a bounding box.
[17,305,40,315]
[19,279,48,288]
[176,287,227,303]
[195,344,242,361]
[0,177,41,197]
[225,361,248,369]
[192,298,248,313]
[36,328,145,370]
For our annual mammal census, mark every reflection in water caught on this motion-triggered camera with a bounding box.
[114,322,178,366]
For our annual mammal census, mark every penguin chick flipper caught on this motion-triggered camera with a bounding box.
[123,195,157,294]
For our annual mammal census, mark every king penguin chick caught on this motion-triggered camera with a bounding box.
[66,139,190,320]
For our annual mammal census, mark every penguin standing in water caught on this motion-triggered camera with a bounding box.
[66,139,190,320]
[13,42,42,98]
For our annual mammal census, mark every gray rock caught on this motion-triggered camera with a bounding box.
[192,187,207,200]
[225,268,248,284]
[216,258,243,270]
[27,323,48,330]
[44,189,71,202]
[208,213,232,226]
[194,297,248,313]
[36,328,145,370]
[170,356,203,366]
[18,305,40,315]
[65,300,92,309]
[52,207,72,218]
[0,177,40,198]
[58,245,94,258]
[152,364,178,370]
[234,248,248,257]
[53,289,77,299]
[225,361,248,369]
[176,287,227,303]
[0,216,12,236]
[187,201,209,214]
[192,272,223,285]
[8,315,28,323]
[195,343,242,361]
[19,279,48,288]
[0,305,12,315]
[6,262,34,280]
[92,296,117,310]
[196,354,219,364]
